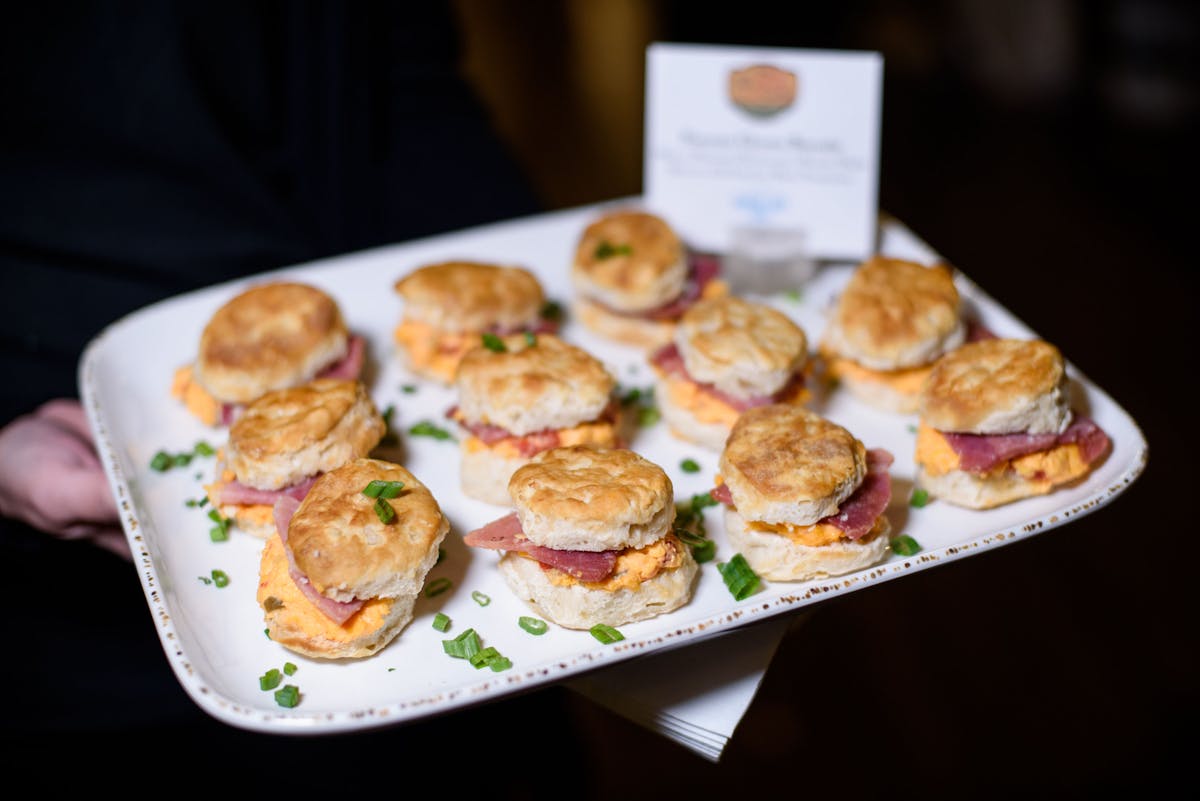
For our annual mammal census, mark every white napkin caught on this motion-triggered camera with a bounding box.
[567,613,801,761]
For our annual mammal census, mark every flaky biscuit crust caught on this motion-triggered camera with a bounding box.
[508,446,674,551]
[572,210,687,311]
[226,379,385,490]
[821,257,964,370]
[677,295,807,399]
[288,458,449,603]
[455,334,615,434]
[719,404,866,525]
[394,261,544,332]
[919,338,1070,434]
[195,281,349,403]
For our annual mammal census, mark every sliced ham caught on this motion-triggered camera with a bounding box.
[942,414,1109,473]
[711,448,893,540]
[464,512,619,582]
[316,333,366,381]
[966,321,999,342]
[649,342,804,411]
[446,399,618,456]
[212,473,321,507]
[273,496,363,625]
[219,403,242,426]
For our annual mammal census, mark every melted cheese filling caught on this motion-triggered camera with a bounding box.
[824,355,931,397]
[462,419,617,458]
[535,534,685,592]
[393,319,476,383]
[748,514,889,546]
[655,368,811,427]
[205,467,273,532]
[171,364,222,427]
[258,534,393,643]
[914,424,1092,485]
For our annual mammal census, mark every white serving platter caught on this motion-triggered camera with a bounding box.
[80,199,1147,734]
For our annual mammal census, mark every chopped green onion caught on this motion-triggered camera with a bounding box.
[619,387,642,406]
[259,668,282,691]
[488,656,512,672]
[518,616,548,635]
[264,628,271,639]
[469,646,502,669]
[482,333,507,353]
[540,300,563,321]
[373,498,396,524]
[680,458,701,473]
[594,240,632,260]
[589,623,624,644]
[783,288,803,302]
[172,452,192,468]
[409,420,455,441]
[637,406,660,427]
[193,441,215,457]
[401,384,418,394]
[890,535,922,556]
[425,577,452,597]
[432,612,451,632]
[185,498,200,508]
[283,662,297,676]
[689,492,718,514]
[524,331,537,347]
[906,423,918,434]
[363,479,404,499]
[211,569,230,588]
[197,496,208,508]
[274,684,300,708]
[471,590,491,607]
[690,538,716,564]
[150,451,171,472]
[197,576,212,585]
[909,488,930,508]
[718,554,761,601]
[209,525,229,542]
[442,628,481,659]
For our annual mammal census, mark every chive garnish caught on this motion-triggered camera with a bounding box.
[680,458,701,473]
[482,333,507,353]
[442,628,481,659]
[373,497,396,524]
[524,331,537,347]
[471,590,491,607]
[488,656,513,672]
[283,662,297,676]
[540,300,563,321]
[717,554,761,600]
[259,669,282,691]
[518,616,548,635]
[194,441,215,457]
[197,576,212,585]
[689,491,718,514]
[784,288,803,302]
[637,406,660,427]
[594,240,632,260]
[890,535,922,556]
[401,384,418,394]
[409,420,455,441]
[425,577,452,597]
[274,685,300,708]
[906,423,918,434]
[264,628,271,639]
[211,569,230,588]
[207,509,230,542]
[150,451,171,472]
[690,538,716,564]
[363,480,404,499]
[589,624,624,644]
[909,488,930,508]
[432,613,451,632]
[469,646,502,669]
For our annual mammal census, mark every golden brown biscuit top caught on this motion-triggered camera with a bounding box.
[228,379,380,461]
[825,256,961,365]
[678,295,808,376]
[572,210,684,296]
[720,405,866,503]
[454,334,615,422]
[920,338,1066,432]
[288,458,448,599]
[508,446,673,527]
[198,281,347,377]
[393,261,544,331]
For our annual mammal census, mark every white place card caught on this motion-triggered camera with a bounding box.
[644,42,883,264]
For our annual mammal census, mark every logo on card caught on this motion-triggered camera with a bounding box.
[728,64,798,118]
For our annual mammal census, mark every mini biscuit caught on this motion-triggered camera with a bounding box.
[723,508,891,581]
[455,334,616,435]
[287,458,449,603]
[571,296,678,349]
[821,257,965,371]
[195,281,349,403]
[508,446,674,552]
[719,404,866,525]
[394,261,544,333]
[226,379,386,490]
[676,295,808,400]
[920,338,1070,435]
[572,210,688,312]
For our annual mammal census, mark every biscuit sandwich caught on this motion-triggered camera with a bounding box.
[571,209,726,349]
[914,338,1111,509]
[258,457,449,659]
[171,281,365,426]
[206,378,386,538]
[393,260,556,384]
[710,404,894,581]
[649,294,811,450]
[819,256,966,413]
[463,446,698,629]
[447,333,620,506]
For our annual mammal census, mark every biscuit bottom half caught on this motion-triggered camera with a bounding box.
[724,507,891,582]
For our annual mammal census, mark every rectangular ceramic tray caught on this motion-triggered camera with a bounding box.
[80,200,1147,734]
